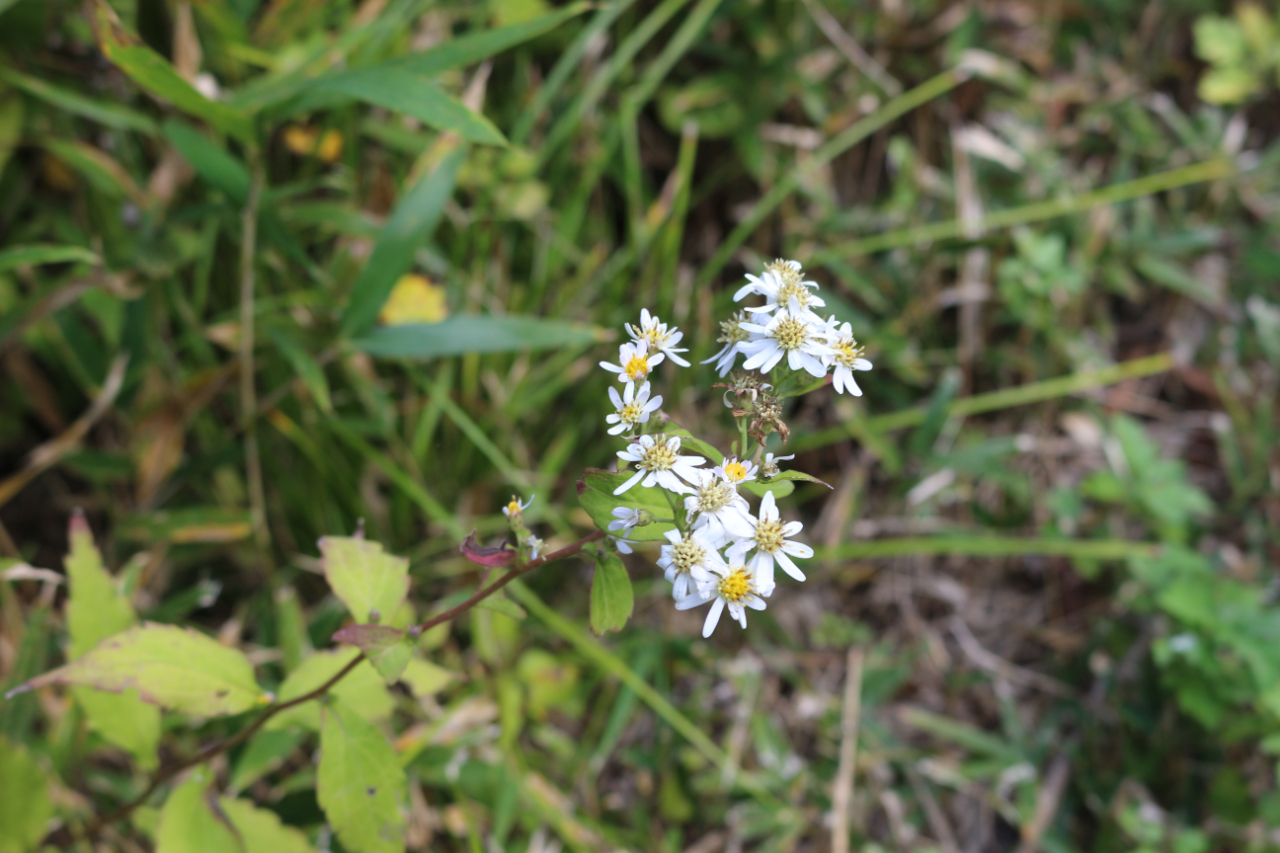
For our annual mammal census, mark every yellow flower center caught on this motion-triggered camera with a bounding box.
[753,518,785,553]
[624,354,651,380]
[776,279,813,308]
[766,259,802,286]
[722,461,747,482]
[772,315,810,351]
[835,337,864,368]
[718,313,750,344]
[695,478,733,512]
[506,498,522,516]
[645,327,668,348]
[639,441,677,472]
[671,538,707,574]
[717,566,754,603]
[619,400,644,423]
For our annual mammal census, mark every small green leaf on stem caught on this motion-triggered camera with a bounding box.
[590,552,634,636]
[320,536,410,625]
[577,468,678,543]
[332,624,412,683]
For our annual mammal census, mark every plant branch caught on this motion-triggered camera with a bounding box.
[55,528,607,849]
[239,158,269,551]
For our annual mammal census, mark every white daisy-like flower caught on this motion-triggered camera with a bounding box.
[600,339,664,389]
[734,261,826,315]
[657,528,724,602]
[608,507,643,537]
[738,490,812,596]
[626,309,690,367]
[738,306,832,377]
[503,495,534,519]
[824,320,873,396]
[675,551,767,637]
[761,452,794,479]
[606,381,663,435]
[614,435,705,495]
[715,456,758,485]
[528,536,545,560]
[683,469,754,547]
[702,311,752,377]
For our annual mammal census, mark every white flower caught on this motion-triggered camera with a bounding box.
[606,382,663,435]
[702,311,752,377]
[600,340,664,390]
[715,456,757,485]
[614,435,705,495]
[738,306,832,377]
[683,469,754,547]
[734,261,825,315]
[675,552,767,637]
[612,536,637,555]
[528,536,545,559]
[657,528,724,601]
[824,320,873,396]
[626,309,690,367]
[608,507,643,537]
[738,490,812,596]
[503,495,534,519]
[761,452,794,479]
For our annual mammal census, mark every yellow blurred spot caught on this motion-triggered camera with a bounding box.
[282,125,344,163]
[41,153,77,191]
[379,274,448,326]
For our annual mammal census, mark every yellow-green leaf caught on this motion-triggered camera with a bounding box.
[65,513,134,659]
[398,658,457,697]
[18,624,266,716]
[266,649,394,731]
[589,552,633,636]
[332,624,411,683]
[0,735,54,853]
[319,536,410,625]
[318,699,407,853]
[219,797,315,853]
[155,770,239,853]
[74,688,160,770]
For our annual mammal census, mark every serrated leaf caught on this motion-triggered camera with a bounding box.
[0,735,54,853]
[589,552,633,635]
[16,623,265,716]
[219,797,315,853]
[576,468,678,543]
[64,513,134,659]
[155,770,239,853]
[90,0,253,142]
[74,688,160,770]
[320,536,410,625]
[318,699,407,853]
[332,624,412,683]
[266,649,394,731]
[398,658,457,697]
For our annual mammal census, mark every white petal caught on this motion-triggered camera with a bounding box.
[612,470,647,495]
[600,362,623,373]
[702,598,726,637]
[744,596,767,611]
[608,386,624,408]
[774,550,807,582]
[759,490,778,522]
[854,358,873,371]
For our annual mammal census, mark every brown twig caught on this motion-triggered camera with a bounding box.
[55,528,606,849]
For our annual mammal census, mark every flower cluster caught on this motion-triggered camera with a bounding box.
[586,259,871,638]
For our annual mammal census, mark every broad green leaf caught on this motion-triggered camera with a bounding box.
[65,513,134,659]
[219,798,315,853]
[19,623,266,716]
[266,649,394,731]
[1198,66,1261,105]
[1194,15,1248,65]
[477,595,526,620]
[228,728,308,794]
[319,536,410,624]
[287,69,505,145]
[0,67,158,134]
[576,468,678,543]
[354,316,605,359]
[155,770,239,853]
[332,624,412,683]
[0,244,98,274]
[74,688,160,770]
[318,699,407,853]
[340,147,464,339]
[0,735,54,853]
[399,658,457,697]
[589,552,633,635]
[90,0,253,142]
[163,120,251,202]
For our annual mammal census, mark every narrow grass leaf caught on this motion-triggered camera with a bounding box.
[0,244,99,274]
[590,552,634,635]
[14,623,266,716]
[266,325,333,413]
[355,315,603,359]
[318,699,407,853]
[319,536,410,625]
[390,3,590,77]
[340,147,464,339]
[90,0,254,143]
[163,120,251,202]
[0,67,158,134]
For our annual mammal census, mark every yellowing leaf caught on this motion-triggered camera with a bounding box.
[320,536,410,624]
[266,649,394,731]
[378,274,449,326]
[17,623,266,716]
[318,699,407,853]
[282,125,344,163]
[0,736,54,853]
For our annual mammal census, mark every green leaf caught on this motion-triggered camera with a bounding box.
[477,594,527,620]
[219,797,315,853]
[0,735,54,853]
[228,729,308,794]
[318,699,407,853]
[1198,66,1261,105]
[589,552,634,635]
[116,507,254,544]
[74,688,161,770]
[90,0,254,143]
[266,325,333,413]
[64,513,134,659]
[576,467,678,543]
[288,69,505,145]
[354,315,605,359]
[0,243,99,274]
[339,147,464,339]
[0,88,23,180]
[387,3,590,77]
[266,649,394,731]
[319,536,410,625]
[332,624,412,683]
[398,658,457,697]
[163,120,251,203]
[17,623,266,716]
[0,67,158,134]
[1194,15,1249,65]
[155,770,240,853]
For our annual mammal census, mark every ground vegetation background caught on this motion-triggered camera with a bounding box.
[1,0,1279,851]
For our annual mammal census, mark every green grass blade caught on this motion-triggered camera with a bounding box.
[352,316,604,359]
[819,537,1159,560]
